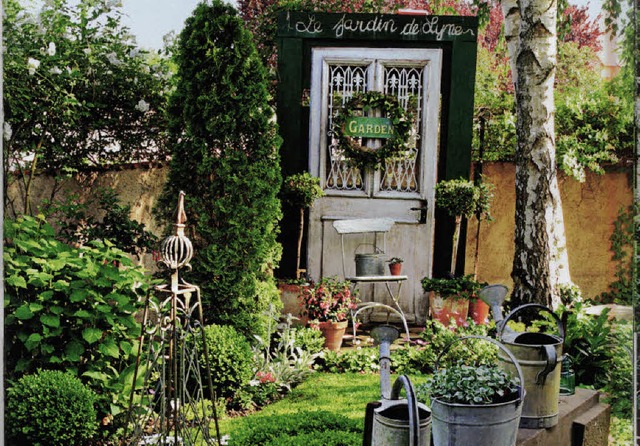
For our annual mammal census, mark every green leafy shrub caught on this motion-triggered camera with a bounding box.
[291,326,325,355]
[4,215,148,417]
[419,363,520,405]
[157,0,282,341]
[602,321,633,417]
[6,370,97,446]
[228,410,362,445]
[197,324,255,400]
[258,430,362,446]
[45,188,158,257]
[317,348,381,374]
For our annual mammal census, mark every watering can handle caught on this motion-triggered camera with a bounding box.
[390,375,420,446]
[536,345,557,385]
[435,335,525,405]
[497,303,565,340]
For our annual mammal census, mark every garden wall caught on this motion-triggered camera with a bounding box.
[8,161,633,300]
[464,162,634,300]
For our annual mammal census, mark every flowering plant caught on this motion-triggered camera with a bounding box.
[299,277,359,324]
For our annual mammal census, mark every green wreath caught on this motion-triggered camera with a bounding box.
[333,91,412,170]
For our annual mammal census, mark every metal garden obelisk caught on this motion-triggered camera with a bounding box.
[126,191,220,445]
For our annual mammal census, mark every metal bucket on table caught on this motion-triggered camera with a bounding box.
[355,244,385,277]
[497,303,564,429]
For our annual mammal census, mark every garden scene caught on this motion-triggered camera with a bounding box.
[3,0,636,445]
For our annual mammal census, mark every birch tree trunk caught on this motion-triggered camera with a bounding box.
[502,0,571,309]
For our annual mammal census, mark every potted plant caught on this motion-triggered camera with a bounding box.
[280,172,325,280]
[424,178,492,325]
[298,277,359,351]
[387,257,404,276]
[419,336,525,446]
[421,274,486,326]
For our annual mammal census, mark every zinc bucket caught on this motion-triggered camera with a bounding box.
[355,250,385,276]
[497,303,564,429]
[372,401,431,446]
[431,336,525,446]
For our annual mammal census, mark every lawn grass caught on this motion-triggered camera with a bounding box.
[218,371,429,439]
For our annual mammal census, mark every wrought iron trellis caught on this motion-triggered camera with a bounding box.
[125,192,221,446]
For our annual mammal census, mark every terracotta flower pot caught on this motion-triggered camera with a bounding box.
[429,291,469,326]
[318,320,348,351]
[469,298,490,325]
[389,262,402,276]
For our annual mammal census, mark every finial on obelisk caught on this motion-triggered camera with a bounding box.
[159,191,194,271]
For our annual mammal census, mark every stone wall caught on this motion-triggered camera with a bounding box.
[464,162,634,300]
[8,161,633,300]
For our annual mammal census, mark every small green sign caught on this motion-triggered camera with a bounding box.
[343,117,394,138]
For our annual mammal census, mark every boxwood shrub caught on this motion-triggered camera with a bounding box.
[6,370,97,446]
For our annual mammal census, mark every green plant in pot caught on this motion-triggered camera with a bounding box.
[281,172,325,280]
[421,274,486,326]
[418,336,525,446]
[298,277,359,351]
[387,256,404,276]
[423,178,491,325]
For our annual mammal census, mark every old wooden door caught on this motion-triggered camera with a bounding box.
[307,47,442,324]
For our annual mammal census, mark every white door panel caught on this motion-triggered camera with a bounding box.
[308,47,442,324]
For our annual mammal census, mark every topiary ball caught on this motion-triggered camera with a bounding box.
[197,324,255,400]
[6,370,97,446]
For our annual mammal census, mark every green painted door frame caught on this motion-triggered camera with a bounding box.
[276,11,478,279]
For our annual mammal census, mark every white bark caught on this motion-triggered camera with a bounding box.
[505,0,571,309]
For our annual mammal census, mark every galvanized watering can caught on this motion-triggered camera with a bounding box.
[486,295,565,429]
[363,325,431,446]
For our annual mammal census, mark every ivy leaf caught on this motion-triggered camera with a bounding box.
[65,341,85,362]
[70,289,88,302]
[25,333,42,351]
[99,339,120,358]
[40,314,60,328]
[82,328,103,344]
[6,275,27,288]
[15,304,34,320]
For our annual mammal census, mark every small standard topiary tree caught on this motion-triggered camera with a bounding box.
[6,369,98,446]
[157,0,282,341]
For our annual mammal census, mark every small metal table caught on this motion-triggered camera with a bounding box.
[347,275,410,341]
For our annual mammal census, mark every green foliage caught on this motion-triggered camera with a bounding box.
[598,205,635,304]
[6,370,97,446]
[45,187,158,257]
[4,215,148,417]
[291,326,325,355]
[474,39,633,180]
[3,0,170,214]
[420,363,520,405]
[602,321,633,417]
[421,274,487,299]
[252,310,321,395]
[158,0,282,340]
[317,348,381,374]
[197,324,255,401]
[228,410,362,446]
[558,298,613,388]
[435,178,492,220]
[281,172,324,209]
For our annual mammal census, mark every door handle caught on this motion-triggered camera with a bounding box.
[410,200,428,224]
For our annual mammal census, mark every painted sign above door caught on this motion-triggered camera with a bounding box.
[279,11,477,41]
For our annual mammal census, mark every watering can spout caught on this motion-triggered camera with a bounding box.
[478,284,515,335]
[371,325,400,400]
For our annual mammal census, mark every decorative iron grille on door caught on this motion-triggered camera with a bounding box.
[323,57,428,196]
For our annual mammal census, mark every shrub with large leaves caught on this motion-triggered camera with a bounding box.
[4,214,149,417]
